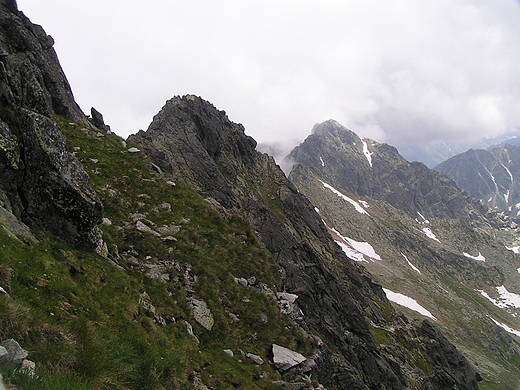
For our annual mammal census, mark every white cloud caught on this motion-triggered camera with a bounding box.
[17,0,520,150]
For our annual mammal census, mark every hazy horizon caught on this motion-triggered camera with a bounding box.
[17,0,520,156]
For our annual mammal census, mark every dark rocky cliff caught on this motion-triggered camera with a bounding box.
[0,0,104,252]
[287,120,509,230]
[130,96,481,389]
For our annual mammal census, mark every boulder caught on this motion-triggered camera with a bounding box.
[90,107,111,133]
[272,344,306,372]
[1,339,28,364]
[188,298,214,331]
[246,353,264,365]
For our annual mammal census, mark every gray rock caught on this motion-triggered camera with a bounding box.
[0,205,38,243]
[1,339,28,364]
[128,147,141,153]
[155,224,180,236]
[136,220,160,236]
[0,346,8,362]
[187,298,214,331]
[223,349,234,357]
[159,202,172,211]
[0,4,104,253]
[90,107,111,133]
[246,353,264,365]
[272,344,306,372]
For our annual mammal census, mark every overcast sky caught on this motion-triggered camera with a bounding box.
[17,0,520,151]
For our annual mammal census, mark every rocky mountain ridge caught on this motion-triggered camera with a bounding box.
[395,129,520,168]
[435,144,520,222]
[286,120,514,233]
[130,96,481,389]
[287,121,520,389]
[0,1,487,389]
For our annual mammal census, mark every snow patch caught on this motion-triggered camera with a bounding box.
[383,288,436,320]
[320,181,369,215]
[415,212,430,224]
[502,164,514,182]
[360,138,373,167]
[507,246,520,254]
[489,317,520,337]
[359,200,370,209]
[463,252,486,262]
[422,228,440,242]
[319,156,325,167]
[332,228,381,262]
[477,286,520,310]
[402,253,421,274]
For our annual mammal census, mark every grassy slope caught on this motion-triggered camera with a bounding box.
[0,118,315,389]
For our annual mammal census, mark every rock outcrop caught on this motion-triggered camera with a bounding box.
[0,1,104,251]
[130,96,481,389]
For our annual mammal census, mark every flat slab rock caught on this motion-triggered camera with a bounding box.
[272,344,306,372]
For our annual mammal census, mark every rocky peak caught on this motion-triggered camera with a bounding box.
[0,3,104,252]
[129,95,258,209]
[288,120,510,229]
[131,97,481,389]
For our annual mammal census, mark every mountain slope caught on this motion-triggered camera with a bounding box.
[0,2,482,389]
[130,96,481,389]
[435,144,520,221]
[287,121,520,390]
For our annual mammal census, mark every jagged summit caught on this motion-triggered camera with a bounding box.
[311,119,347,134]
[288,120,511,229]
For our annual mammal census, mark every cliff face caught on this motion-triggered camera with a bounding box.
[0,0,104,251]
[130,96,481,389]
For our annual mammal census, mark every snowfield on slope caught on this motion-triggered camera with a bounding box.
[320,180,369,215]
[477,285,520,313]
[383,288,436,320]
[463,252,486,261]
[331,228,382,262]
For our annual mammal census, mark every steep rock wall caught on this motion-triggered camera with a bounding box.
[0,1,103,252]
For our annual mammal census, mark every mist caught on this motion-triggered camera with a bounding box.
[17,0,520,153]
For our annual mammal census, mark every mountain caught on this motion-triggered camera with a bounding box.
[287,120,520,389]
[129,96,482,389]
[0,2,487,389]
[435,144,520,222]
[286,120,512,231]
[395,129,520,168]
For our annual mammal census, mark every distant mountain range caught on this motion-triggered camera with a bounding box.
[435,144,520,221]
[396,129,520,168]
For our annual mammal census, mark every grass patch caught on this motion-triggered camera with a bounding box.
[0,117,312,388]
